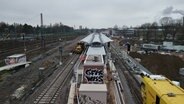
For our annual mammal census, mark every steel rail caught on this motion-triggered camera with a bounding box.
[33,55,78,104]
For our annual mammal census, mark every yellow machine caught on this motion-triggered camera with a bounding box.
[75,45,83,54]
[73,42,85,54]
[141,75,184,104]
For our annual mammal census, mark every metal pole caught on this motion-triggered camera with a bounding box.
[40,13,45,48]
[23,33,27,53]
[39,67,45,79]
[183,16,184,27]
[60,51,62,65]
[59,47,62,65]
[41,13,43,28]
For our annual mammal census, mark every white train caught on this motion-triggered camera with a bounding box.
[141,43,160,51]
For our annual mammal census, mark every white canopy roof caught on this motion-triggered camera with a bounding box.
[79,84,107,92]
[86,46,106,55]
[80,33,94,44]
[100,33,113,43]
[80,33,113,44]
[92,34,101,43]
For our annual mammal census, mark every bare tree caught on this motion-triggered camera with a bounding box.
[141,23,152,42]
[159,17,181,40]
[114,24,118,30]
[171,19,182,40]
[151,22,158,40]
[160,17,172,40]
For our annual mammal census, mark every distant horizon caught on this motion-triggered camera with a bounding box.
[1,15,183,30]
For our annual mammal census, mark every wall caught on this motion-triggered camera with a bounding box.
[83,65,104,84]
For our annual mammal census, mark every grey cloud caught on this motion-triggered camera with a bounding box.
[162,6,173,15]
[173,10,184,16]
[162,6,184,16]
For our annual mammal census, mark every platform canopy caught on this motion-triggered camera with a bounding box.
[92,34,101,43]
[100,33,113,43]
[79,84,107,92]
[80,33,113,44]
[80,33,94,44]
[86,46,106,55]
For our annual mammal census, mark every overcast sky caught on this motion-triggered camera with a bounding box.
[0,0,184,28]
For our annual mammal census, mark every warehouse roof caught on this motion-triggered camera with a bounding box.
[79,84,107,92]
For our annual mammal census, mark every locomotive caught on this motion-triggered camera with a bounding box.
[72,42,85,54]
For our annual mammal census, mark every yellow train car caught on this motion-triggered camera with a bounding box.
[141,75,184,104]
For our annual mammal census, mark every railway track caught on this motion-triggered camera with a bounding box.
[111,44,142,104]
[0,40,60,66]
[33,55,79,104]
[0,40,59,58]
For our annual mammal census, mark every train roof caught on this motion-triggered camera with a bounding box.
[143,75,184,104]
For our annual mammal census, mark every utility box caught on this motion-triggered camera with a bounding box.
[79,84,107,104]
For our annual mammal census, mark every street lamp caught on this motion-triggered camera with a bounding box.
[39,67,45,79]
[59,46,63,65]
[22,33,27,53]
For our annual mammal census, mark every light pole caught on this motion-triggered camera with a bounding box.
[22,33,27,53]
[59,46,63,65]
[39,67,45,79]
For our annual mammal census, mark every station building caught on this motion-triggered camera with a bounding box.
[77,32,112,104]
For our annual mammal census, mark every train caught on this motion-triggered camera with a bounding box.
[141,43,161,52]
[72,42,85,54]
[140,74,184,104]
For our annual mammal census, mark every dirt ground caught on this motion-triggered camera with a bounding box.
[0,36,83,104]
[129,52,184,81]
[116,38,184,81]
